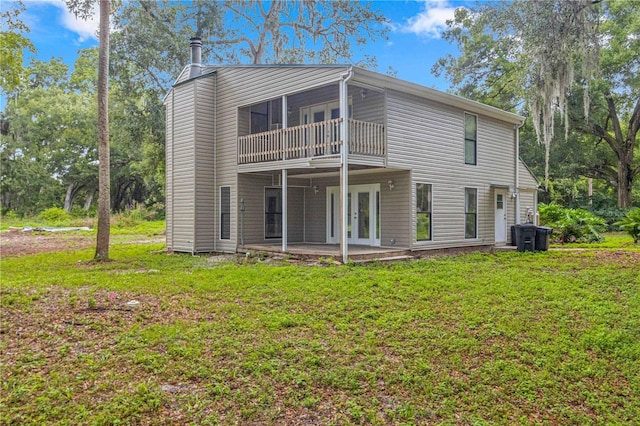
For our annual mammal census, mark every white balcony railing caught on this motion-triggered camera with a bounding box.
[238,118,385,165]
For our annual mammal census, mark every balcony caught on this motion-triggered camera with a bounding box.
[238,118,385,165]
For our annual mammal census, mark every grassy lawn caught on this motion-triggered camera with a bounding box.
[1,241,639,424]
[551,232,640,251]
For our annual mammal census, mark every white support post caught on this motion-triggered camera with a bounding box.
[282,169,288,252]
[339,78,349,263]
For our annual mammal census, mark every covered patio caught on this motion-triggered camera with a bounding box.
[238,243,412,262]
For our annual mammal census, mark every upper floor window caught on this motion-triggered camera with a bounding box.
[416,183,432,241]
[464,113,477,165]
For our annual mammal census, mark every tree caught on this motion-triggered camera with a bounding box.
[0,58,98,216]
[434,0,639,207]
[95,0,110,260]
[65,0,111,260]
[110,1,388,91]
[0,1,35,94]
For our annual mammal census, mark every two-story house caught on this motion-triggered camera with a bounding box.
[164,38,539,262]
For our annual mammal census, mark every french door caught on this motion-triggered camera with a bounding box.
[301,102,341,156]
[326,184,381,246]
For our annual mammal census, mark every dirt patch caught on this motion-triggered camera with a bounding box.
[0,228,95,257]
[593,250,640,267]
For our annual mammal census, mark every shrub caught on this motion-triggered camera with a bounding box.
[3,210,19,221]
[38,207,71,224]
[589,207,627,231]
[538,203,607,243]
[615,208,640,244]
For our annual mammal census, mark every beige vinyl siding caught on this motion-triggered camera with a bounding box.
[518,159,539,224]
[237,174,272,245]
[213,66,348,251]
[170,82,196,252]
[304,179,328,243]
[519,191,537,224]
[170,66,523,254]
[193,77,216,252]
[386,89,516,249]
[344,172,410,248]
[376,171,411,248]
[165,92,173,249]
[350,86,385,124]
[301,172,410,248]
[287,188,305,243]
[519,159,540,190]
[237,174,305,244]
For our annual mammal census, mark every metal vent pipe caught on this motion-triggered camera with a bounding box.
[189,37,202,78]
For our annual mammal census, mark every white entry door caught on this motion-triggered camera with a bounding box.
[494,190,507,243]
[326,184,380,246]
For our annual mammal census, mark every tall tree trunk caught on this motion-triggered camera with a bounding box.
[95,0,110,261]
[64,182,82,212]
[583,94,639,209]
[83,191,94,211]
[617,98,639,208]
[617,149,634,209]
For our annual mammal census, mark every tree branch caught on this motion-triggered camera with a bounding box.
[604,90,624,144]
[628,97,640,146]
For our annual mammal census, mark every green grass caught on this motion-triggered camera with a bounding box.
[552,231,639,250]
[1,244,639,424]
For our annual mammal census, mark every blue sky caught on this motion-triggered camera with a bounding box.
[8,0,466,92]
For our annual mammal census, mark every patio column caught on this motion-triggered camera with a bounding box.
[339,74,350,263]
[282,169,288,252]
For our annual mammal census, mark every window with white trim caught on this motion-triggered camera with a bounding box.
[220,186,230,240]
[416,183,432,241]
[465,188,477,239]
[464,113,477,165]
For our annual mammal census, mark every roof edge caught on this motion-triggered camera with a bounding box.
[351,67,525,125]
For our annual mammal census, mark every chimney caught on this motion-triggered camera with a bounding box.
[189,37,202,78]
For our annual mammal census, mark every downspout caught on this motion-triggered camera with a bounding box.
[192,82,197,255]
[282,95,288,252]
[515,121,524,224]
[340,67,353,264]
[171,90,175,251]
[213,74,217,252]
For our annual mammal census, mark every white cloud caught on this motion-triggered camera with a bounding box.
[41,0,100,42]
[402,0,458,39]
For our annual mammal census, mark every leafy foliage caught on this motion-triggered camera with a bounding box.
[539,203,607,243]
[0,1,35,93]
[436,0,640,207]
[38,207,71,223]
[615,208,640,243]
[111,1,389,91]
